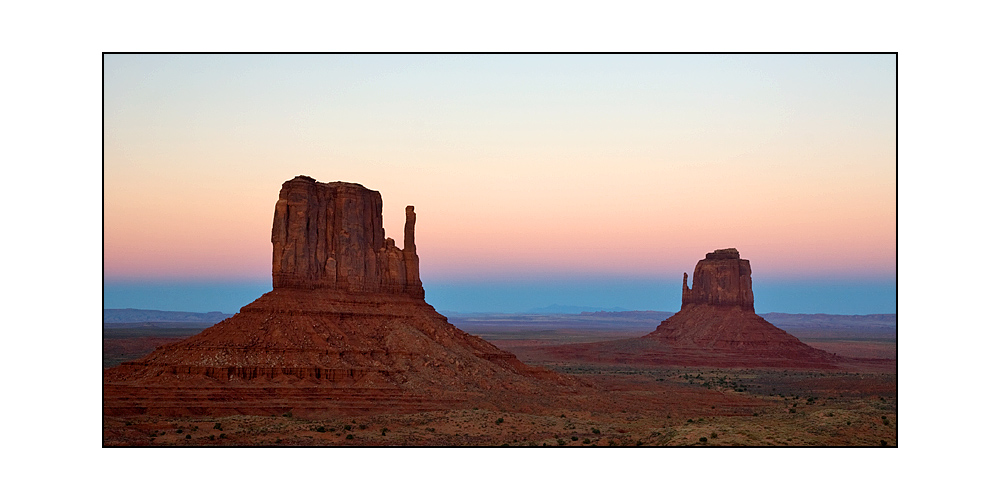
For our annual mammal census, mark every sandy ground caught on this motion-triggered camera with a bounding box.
[104,326,896,447]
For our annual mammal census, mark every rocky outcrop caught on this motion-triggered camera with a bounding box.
[271,175,422,297]
[646,248,838,365]
[105,175,568,417]
[681,248,754,311]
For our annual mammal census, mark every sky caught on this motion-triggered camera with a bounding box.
[103,54,896,314]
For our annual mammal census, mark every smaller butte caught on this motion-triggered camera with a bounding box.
[645,248,837,364]
[532,248,839,369]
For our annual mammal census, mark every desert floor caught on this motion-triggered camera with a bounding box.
[103,326,896,447]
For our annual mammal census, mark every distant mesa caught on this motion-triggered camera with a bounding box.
[645,248,838,364]
[104,175,567,417]
[528,248,840,369]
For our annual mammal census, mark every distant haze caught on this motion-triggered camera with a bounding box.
[104,54,895,312]
[103,277,895,315]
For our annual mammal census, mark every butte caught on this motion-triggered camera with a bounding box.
[538,248,840,369]
[104,175,566,417]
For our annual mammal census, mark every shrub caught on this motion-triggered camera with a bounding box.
[213,423,223,431]
[185,434,192,439]
[592,428,601,434]
[317,426,326,433]
[699,437,707,443]
[495,418,504,425]
[381,427,388,436]
[219,433,227,439]
[344,425,352,431]
[209,435,215,441]
[282,411,293,418]
[346,434,354,440]
[571,436,578,441]
[711,432,718,439]
[789,408,796,413]
[176,429,183,434]
[583,438,591,444]
[557,439,566,446]
[359,424,367,430]
[880,440,888,446]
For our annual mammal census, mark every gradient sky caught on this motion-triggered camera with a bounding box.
[104,54,896,313]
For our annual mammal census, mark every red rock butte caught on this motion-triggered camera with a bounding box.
[530,248,839,369]
[644,248,838,365]
[104,176,567,417]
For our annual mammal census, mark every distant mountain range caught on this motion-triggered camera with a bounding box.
[104,308,234,325]
[523,304,630,314]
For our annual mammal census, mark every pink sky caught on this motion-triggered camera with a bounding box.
[104,54,895,283]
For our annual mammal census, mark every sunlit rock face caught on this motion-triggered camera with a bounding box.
[271,175,422,297]
[681,248,754,311]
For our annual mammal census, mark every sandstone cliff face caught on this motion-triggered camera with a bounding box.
[105,175,566,417]
[271,175,422,297]
[647,248,837,365]
[682,248,754,311]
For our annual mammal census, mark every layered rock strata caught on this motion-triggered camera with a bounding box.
[645,248,837,364]
[271,175,422,296]
[681,248,753,310]
[104,176,565,416]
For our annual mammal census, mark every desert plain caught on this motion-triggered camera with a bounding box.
[103,309,895,447]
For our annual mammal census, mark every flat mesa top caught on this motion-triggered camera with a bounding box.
[705,248,741,260]
[287,175,371,191]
